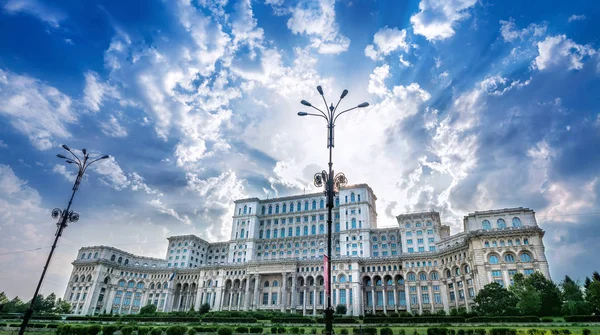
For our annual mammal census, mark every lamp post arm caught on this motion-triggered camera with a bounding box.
[302,113,329,122]
[309,105,329,121]
[64,149,82,166]
[333,106,360,124]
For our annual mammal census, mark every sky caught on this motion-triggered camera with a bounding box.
[0,0,599,301]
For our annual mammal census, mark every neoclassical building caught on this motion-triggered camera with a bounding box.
[63,184,550,316]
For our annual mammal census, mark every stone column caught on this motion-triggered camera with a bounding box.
[382,288,387,315]
[393,287,398,313]
[406,288,412,314]
[416,285,423,314]
[440,283,449,313]
[312,289,317,315]
[194,287,203,311]
[105,287,115,313]
[291,276,297,311]
[371,287,375,312]
[253,275,260,311]
[244,279,251,311]
[281,273,287,312]
[302,289,307,315]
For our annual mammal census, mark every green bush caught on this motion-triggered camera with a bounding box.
[151,327,164,335]
[541,318,553,323]
[311,329,317,334]
[167,326,189,335]
[353,327,377,335]
[398,331,405,335]
[87,325,102,335]
[140,304,158,315]
[271,327,278,334]
[218,327,234,335]
[249,327,263,333]
[290,328,300,334]
[582,330,591,335]
[188,328,197,335]
[340,329,349,335]
[121,326,135,335]
[489,329,517,335]
[474,330,486,335]
[427,328,448,335]
[237,327,249,333]
[271,317,315,324]
[103,325,119,335]
[278,327,286,334]
[138,327,151,335]
[202,317,257,323]
[380,328,393,335]
[457,330,465,335]
[565,315,600,322]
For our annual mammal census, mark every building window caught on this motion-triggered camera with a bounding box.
[489,255,499,264]
[520,253,532,262]
[512,217,522,227]
[482,220,491,230]
[497,219,506,229]
[504,254,515,263]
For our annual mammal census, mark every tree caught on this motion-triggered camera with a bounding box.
[139,304,157,315]
[592,271,600,282]
[0,292,8,312]
[584,277,592,290]
[55,299,72,314]
[561,276,584,302]
[562,300,594,315]
[586,280,600,313]
[335,304,347,315]
[517,289,542,315]
[474,282,519,315]
[198,303,210,315]
[520,272,562,316]
[42,293,57,313]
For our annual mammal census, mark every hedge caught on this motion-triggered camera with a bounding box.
[166,325,189,335]
[193,327,218,333]
[200,317,257,323]
[250,327,264,333]
[103,325,119,335]
[270,318,315,324]
[380,328,393,335]
[237,327,250,333]
[564,315,600,322]
[489,329,517,335]
[467,316,541,323]
[364,316,466,324]
[352,327,378,335]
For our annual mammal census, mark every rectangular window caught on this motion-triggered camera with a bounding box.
[407,239,413,244]
[418,247,425,252]
[450,291,456,302]
[366,292,373,306]
[340,289,347,304]
[422,293,430,304]
[410,294,418,305]
[408,247,414,253]
[377,291,383,306]
[417,230,423,235]
[272,292,278,305]
[524,269,535,275]
[428,238,434,243]
[469,288,475,297]
[263,293,269,305]
[433,285,440,291]
[492,270,502,277]
[387,291,394,306]
[495,279,504,287]
[427,229,433,234]
[429,246,436,251]
[417,238,423,244]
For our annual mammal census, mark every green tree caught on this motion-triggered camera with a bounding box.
[561,276,584,302]
[474,282,519,315]
[584,277,592,289]
[592,271,600,282]
[0,292,8,312]
[4,296,27,313]
[42,293,57,313]
[55,299,72,314]
[140,304,158,315]
[199,302,210,315]
[519,272,562,316]
[585,280,600,313]
[517,289,542,315]
[335,304,347,315]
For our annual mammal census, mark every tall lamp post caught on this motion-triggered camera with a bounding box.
[19,145,109,335]
[298,86,368,335]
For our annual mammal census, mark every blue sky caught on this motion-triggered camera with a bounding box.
[0,0,599,299]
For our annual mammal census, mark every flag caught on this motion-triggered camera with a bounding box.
[323,255,330,296]
[169,270,177,281]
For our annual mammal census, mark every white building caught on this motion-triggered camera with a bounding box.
[63,184,550,316]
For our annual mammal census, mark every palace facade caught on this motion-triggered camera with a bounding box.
[63,184,550,316]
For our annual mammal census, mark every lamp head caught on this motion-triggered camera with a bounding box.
[317,86,323,95]
[358,102,369,108]
[301,100,312,107]
[100,155,110,159]
[66,160,75,164]
[57,154,67,159]
[61,144,70,151]
[297,112,308,116]
[340,89,348,99]
[82,149,87,155]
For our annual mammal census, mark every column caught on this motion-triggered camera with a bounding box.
[291,276,297,311]
[382,288,387,315]
[237,292,242,310]
[453,283,459,309]
[244,279,251,311]
[105,287,116,313]
[406,288,411,314]
[440,283,449,313]
[416,285,423,315]
[312,289,317,315]
[302,289,307,315]
[253,275,260,311]
[393,287,398,313]
[371,287,375,313]
[220,289,226,310]
[228,291,232,311]
[281,274,287,312]
[194,287,203,311]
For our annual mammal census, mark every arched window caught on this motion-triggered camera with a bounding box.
[290,202,294,212]
[320,199,324,209]
[137,282,144,289]
[351,218,356,229]
[280,228,285,237]
[266,229,271,239]
[351,193,355,202]
[419,273,427,281]
[117,257,123,264]
[150,283,155,289]
[387,278,393,285]
[520,253,532,262]
[365,279,372,286]
[304,201,309,211]
[296,227,301,236]
[504,254,515,263]
[335,198,339,207]
[283,204,287,213]
[339,275,347,283]
[268,205,272,214]
[243,205,247,214]
[297,202,301,211]
[311,225,316,235]
[273,229,278,238]
[312,200,317,210]
[93,252,98,259]
[111,255,116,261]
[446,269,451,278]
[259,230,263,238]
[407,273,416,281]
[512,217,522,227]
[455,268,461,276]
[124,259,129,265]
[118,280,126,287]
[319,224,324,234]
[489,255,499,264]
[261,206,266,215]
[275,205,279,214]
[397,277,405,285]
[81,254,85,260]
[264,281,270,287]
[358,194,361,202]
[464,265,471,274]
[240,229,245,239]
[497,219,506,229]
[87,253,92,259]
[73,275,79,282]
[523,238,529,245]
[430,272,439,280]
[303,226,309,235]
[157,283,162,289]
[273,280,279,287]
[482,220,491,230]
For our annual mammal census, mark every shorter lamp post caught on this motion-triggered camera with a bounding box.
[18,145,109,335]
[297,86,368,335]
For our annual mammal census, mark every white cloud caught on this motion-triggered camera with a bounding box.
[2,0,65,27]
[478,74,530,96]
[283,0,350,54]
[83,72,122,113]
[148,198,191,225]
[410,0,477,41]
[368,64,390,97]
[0,69,76,150]
[100,115,128,138]
[365,26,409,61]
[399,55,411,67]
[52,164,75,183]
[568,14,586,23]
[499,19,547,42]
[534,35,596,71]
[0,140,7,148]
[90,156,130,191]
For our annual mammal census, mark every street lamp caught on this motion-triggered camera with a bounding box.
[19,145,110,335]
[298,86,368,335]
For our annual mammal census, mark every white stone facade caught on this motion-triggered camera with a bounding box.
[63,184,550,316]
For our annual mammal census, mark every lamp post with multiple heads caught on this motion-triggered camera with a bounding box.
[18,145,109,335]
[298,86,368,335]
